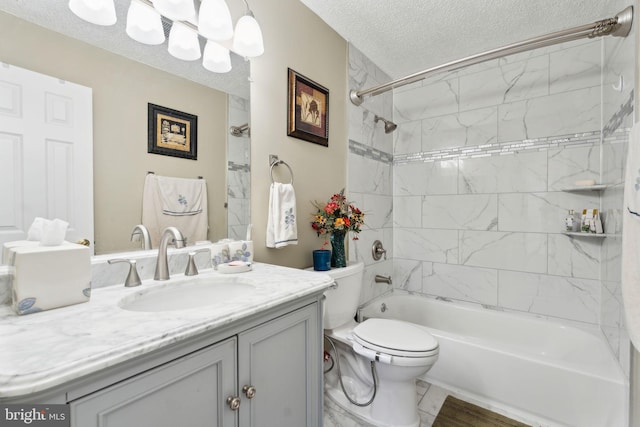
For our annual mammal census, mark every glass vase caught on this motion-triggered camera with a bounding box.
[330,231,347,268]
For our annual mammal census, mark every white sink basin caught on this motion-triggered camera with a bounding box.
[119,276,255,312]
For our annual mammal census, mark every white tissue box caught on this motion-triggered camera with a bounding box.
[2,240,39,265]
[9,242,91,315]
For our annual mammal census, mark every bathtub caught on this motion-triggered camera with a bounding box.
[356,291,628,427]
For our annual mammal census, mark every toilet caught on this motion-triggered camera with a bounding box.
[319,262,439,427]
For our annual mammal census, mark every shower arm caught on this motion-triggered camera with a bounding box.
[230,123,250,137]
[350,6,633,106]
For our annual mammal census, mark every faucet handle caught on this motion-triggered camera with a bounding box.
[185,248,210,276]
[372,240,387,261]
[108,258,142,287]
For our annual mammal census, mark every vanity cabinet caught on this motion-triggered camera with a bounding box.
[238,303,320,426]
[71,338,238,426]
[69,302,321,427]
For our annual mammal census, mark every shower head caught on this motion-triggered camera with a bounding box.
[374,115,397,134]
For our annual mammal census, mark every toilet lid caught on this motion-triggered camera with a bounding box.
[352,318,438,357]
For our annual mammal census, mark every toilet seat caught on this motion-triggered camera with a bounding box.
[351,318,439,366]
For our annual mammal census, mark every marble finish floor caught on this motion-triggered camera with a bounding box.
[324,379,541,427]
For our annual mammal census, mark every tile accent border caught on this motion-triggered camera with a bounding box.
[349,139,393,164]
[228,160,250,172]
[603,90,634,137]
[394,129,629,165]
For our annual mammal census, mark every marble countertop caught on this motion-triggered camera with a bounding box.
[0,263,332,399]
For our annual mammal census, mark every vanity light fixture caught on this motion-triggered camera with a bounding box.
[198,0,234,41]
[152,0,196,21]
[203,40,232,73]
[126,0,165,45]
[168,21,202,61]
[68,0,117,26]
[232,0,264,58]
[69,0,264,74]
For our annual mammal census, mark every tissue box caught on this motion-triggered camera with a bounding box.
[2,240,39,265]
[9,242,91,315]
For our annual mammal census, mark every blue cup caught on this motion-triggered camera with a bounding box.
[313,250,331,271]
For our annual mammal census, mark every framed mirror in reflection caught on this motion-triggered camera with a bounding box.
[0,1,251,258]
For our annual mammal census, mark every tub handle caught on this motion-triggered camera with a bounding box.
[372,240,387,261]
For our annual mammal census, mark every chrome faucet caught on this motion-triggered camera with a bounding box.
[154,227,186,281]
[131,224,152,250]
[108,258,142,287]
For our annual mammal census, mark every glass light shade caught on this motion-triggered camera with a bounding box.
[168,22,201,61]
[68,0,116,26]
[126,0,165,45]
[152,0,195,21]
[232,13,264,58]
[202,41,232,73]
[198,0,233,41]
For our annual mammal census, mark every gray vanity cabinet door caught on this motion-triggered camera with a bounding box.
[70,337,238,427]
[238,303,321,427]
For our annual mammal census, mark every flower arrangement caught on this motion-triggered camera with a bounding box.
[311,189,364,248]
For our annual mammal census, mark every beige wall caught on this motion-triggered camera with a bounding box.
[250,0,349,268]
[0,11,228,254]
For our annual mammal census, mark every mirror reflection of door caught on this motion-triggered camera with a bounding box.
[0,63,93,252]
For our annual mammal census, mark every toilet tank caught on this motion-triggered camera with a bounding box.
[323,262,364,330]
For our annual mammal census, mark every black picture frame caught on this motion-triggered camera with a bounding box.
[147,103,197,160]
[287,68,329,147]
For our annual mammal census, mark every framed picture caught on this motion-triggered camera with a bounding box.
[287,68,329,146]
[148,103,197,160]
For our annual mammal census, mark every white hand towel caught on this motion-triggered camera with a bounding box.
[622,124,640,350]
[142,174,209,247]
[156,175,205,216]
[266,183,298,248]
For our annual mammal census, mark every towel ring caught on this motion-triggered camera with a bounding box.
[270,160,294,185]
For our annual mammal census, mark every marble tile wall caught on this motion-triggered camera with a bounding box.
[391,38,614,327]
[227,95,251,240]
[601,10,635,372]
[347,46,395,305]
[348,34,633,361]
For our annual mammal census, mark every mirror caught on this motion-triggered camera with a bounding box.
[0,1,251,257]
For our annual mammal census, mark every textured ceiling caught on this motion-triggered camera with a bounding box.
[1,1,629,97]
[300,0,624,80]
[0,0,250,98]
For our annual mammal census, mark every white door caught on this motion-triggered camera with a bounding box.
[0,63,93,252]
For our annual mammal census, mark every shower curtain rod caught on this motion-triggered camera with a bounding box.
[349,6,633,106]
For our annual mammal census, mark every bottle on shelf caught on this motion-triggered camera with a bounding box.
[565,209,577,232]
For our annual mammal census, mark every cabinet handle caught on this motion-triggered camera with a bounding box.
[242,385,256,399]
[226,396,241,411]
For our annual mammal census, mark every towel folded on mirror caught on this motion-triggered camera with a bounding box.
[155,175,205,216]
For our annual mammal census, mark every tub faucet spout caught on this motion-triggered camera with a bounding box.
[375,275,392,285]
[154,226,186,281]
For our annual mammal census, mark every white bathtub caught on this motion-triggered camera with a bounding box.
[357,291,628,427]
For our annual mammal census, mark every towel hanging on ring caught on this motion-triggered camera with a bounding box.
[266,182,298,248]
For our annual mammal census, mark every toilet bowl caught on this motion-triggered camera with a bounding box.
[315,262,439,427]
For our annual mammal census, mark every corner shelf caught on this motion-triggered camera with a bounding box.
[562,232,607,238]
[561,184,608,192]
[561,183,609,238]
